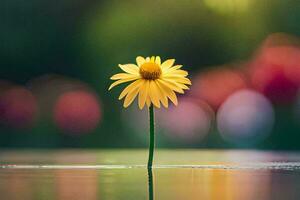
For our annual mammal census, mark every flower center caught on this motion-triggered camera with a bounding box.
[139,62,162,80]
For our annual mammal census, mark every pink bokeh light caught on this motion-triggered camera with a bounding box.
[249,33,300,104]
[53,90,101,135]
[0,86,38,129]
[191,67,249,110]
[157,98,214,143]
[217,89,274,145]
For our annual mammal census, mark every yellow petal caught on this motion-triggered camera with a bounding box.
[150,56,155,62]
[157,80,178,106]
[136,56,145,67]
[146,57,150,62]
[155,80,168,108]
[164,78,189,90]
[149,81,161,108]
[110,73,139,80]
[155,56,161,65]
[119,64,139,75]
[158,79,184,94]
[163,65,182,73]
[123,83,141,108]
[164,69,188,77]
[146,96,151,107]
[108,77,138,90]
[177,83,189,90]
[169,91,178,106]
[119,79,143,100]
[161,59,175,70]
[138,80,149,109]
[165,77,192,85]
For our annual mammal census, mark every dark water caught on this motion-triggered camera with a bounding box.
[0,150,300,200]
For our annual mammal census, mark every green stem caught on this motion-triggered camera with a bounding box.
[147,104,155,169]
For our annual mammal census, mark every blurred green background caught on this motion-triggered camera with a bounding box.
[1,0,300,149]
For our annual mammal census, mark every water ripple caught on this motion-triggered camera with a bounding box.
[1,162,300,170]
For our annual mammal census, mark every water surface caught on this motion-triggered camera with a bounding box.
[0,150,299,200]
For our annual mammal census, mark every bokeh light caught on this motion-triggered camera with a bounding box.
[157,98,214,144]
[217,89,275,146]
[249,33,300,104]
[1,0,300,149]
[203,0,251,14]
[29,74,91,115]
[54,90,101,135]
[122,98,214,144]
[191,67,248,110]
[29,74,102,135]
[0,84,38,129]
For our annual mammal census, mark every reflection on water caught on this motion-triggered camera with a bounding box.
[0,150,300,199]
[148,168,154,200]
[56,170,97,200]
[0,168,300,200]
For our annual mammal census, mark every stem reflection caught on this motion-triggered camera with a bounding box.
[147,167,154,200]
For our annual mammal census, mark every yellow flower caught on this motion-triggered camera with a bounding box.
[109,56,192,109]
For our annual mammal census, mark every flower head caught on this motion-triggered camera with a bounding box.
[109,56,191,109]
